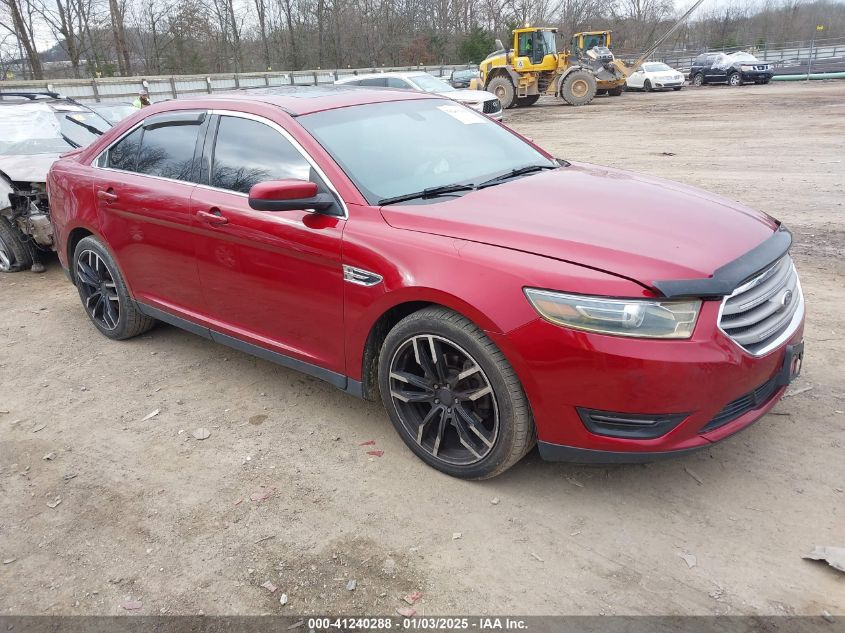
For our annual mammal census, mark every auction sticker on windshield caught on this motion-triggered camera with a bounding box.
[437,104,484,124]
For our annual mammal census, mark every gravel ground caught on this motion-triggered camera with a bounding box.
[1,80,843,617]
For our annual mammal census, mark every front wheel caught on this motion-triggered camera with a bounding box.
[560,70,597,106]
[0,216,34,273]
[378,307,535,479]
[673,86,683,91]
[486,75,515,109]
[643,79,653,92]
[608,86,623,97]
[73,236,156,340]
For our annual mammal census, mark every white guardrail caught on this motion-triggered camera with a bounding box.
[1,36,843,102]
[0,65,473,103]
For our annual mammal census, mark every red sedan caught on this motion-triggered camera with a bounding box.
[47,87,805,478]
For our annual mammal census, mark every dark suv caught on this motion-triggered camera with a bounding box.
[689,52,774,87]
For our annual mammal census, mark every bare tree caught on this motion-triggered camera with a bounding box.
[0,0,43,78]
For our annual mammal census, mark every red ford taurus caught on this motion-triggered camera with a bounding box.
[47,86,805,478]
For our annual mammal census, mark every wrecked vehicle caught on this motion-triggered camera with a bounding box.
[0,93,116,272]
[689,51,774,86]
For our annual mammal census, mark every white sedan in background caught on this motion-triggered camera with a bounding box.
[334,71,503,120]
[626,62,686,91]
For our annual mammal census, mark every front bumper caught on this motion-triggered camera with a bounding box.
[490,300,805,462]
[654,79,684,89]
[740,70,774,81]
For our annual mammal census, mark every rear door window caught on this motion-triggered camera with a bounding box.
[136,123,202,181]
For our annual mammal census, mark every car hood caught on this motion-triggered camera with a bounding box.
[0,154,56,184]
[437,88,496,103]
[380,162,779,292]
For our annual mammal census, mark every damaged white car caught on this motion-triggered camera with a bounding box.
[0,94,117,272]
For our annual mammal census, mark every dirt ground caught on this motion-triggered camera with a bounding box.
[1,81,844,617]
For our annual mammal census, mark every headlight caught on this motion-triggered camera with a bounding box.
[465,102,483,110]
[740,65,753,72]
[524,289,701,339]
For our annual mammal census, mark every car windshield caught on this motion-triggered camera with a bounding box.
[730,52,761,63]
[643,63,672,72]
[54,107,112,147]
[88,103,136,125]
[409,74,454,92]
[300,98,556,204]
[0,102,111,156]
[0,104,72,155]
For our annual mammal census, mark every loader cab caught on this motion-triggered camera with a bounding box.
[512,28,559,72]
[570,31,612,56]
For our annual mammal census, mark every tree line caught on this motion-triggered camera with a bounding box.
[1,0,843,80]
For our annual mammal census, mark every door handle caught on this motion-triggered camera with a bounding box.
[96,189,118,203]
[197,208,229,225]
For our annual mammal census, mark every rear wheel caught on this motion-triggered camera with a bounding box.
[73,236,155,340]
[560,70,597,106]
[486,75,515,109]
[378,307,535,479]
[692,73,704,87]
[0,216,33,273]
[728,72,742,86]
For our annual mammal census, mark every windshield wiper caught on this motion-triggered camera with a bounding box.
[378,183,475,206]
[61,133,81,149]
[64,115,108,136]
[477,164,557,189]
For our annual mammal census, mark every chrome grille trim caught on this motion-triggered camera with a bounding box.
[717,255,803,356]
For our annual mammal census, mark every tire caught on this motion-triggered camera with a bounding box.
[608,86,623,97]
[486,75,515,109]
[560,70,597,106]
[643,79,652,92]
[761,79,771,85]
[378,306,535,479]
[596,89,608,96]
[673,86,683,91]
[0,216,34,273]
[72,235,155,340]
[728,72,741,86]
[692,73,704,87]
[514,95,540,108]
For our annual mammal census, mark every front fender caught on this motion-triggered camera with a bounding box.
[340,205,646,382]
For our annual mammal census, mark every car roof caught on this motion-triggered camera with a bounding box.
[181,84,439,115]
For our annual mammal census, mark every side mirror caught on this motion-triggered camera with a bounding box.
[248,179,335,212]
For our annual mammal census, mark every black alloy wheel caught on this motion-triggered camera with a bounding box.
[76,248,121,330]
[388,334,499,465]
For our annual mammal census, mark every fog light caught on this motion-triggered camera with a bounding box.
[577,408,687,439]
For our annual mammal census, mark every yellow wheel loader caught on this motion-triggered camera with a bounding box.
[476,0,706,108]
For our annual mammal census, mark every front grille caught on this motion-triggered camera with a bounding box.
[718,255,802,355]
[700,373,780,433]
[483,99,502,114]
